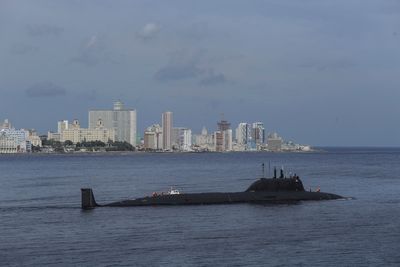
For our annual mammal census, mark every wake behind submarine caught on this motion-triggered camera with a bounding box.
[81,166,343,209]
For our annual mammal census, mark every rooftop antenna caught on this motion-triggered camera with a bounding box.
[261,163,265,178]
[268,161,271,178]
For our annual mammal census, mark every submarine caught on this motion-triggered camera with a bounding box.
[81,166,343,209]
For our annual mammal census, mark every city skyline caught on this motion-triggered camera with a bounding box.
[1,1,400,146]
[0,106,285,144]
[1,110,298,153]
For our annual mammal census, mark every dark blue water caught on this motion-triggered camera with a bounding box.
[1,148,400,266]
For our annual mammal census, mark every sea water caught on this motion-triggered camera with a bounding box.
[1,148,400,266]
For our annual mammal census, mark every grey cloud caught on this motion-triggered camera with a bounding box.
[77,90,97,101]
[155,64,203,81]
[72,51,101,67]
[297,59,356,71]
[155,49,226,86]
[25,82,66,98]
[10,44,39,55]
[180,22,209,41]
[27,24,64,37]
[199,70,226,86]
[155,49,205,81]
[72,35,119,67]
[137,23,161,40]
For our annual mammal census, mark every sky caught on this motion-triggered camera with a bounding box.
[0,0,399,146]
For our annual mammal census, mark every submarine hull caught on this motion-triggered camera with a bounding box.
[104,191,342,207]
[81,176,343,209]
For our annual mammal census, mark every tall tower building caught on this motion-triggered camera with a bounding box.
[215,119,232,152]
[236,123,250,145]
[217,120,231,131]
[162,111,173,150]
[172,127,192,151]
[252,122,265,145]
[89,101,137,146]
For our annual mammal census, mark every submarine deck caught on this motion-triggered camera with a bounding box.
[104,191,341,207]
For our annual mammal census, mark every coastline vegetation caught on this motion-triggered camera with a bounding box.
[36,139,135,153]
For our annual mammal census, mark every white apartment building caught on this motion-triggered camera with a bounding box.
[0,120,31,153]
[172,127,192,151]
[89,101,137,146]
[236,122,251,149]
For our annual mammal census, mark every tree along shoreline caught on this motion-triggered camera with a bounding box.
[34,140,135,153]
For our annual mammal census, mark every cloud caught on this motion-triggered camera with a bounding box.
[72,35,119,67]
[180,22,209,41]
[77,90,97,101]
[10,44,39,55]
[155,63,203,81]
[297,58,356,71]
[26,24,64,37]
[25,82,66,98]
[86,35,98,48]
[155,49,227,86]
[137,23,161,40]
[199,70,226,86]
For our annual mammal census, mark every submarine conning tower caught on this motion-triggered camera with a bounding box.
[245,177,305,192]
[81,188,98,209]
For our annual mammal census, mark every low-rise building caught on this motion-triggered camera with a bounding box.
[60,119,115,144]
[267,132,283,151]
[193,127,214,151]
[47,132,61,142]
[0,120,31,153]
[27,129,42,147]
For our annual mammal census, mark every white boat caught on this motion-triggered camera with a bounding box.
[167,187,180,195]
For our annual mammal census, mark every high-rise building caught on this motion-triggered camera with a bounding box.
[217,120,231,131]
[236,123,251,146]
[172,127,192,151]
[215,119,232,152]
[224,129,233,151]
[144,132,156,150]
[214,131,223,152]
[162,111,173,150]
[252,122,265,145]
[89,101,137,146]
[144,124,163,150]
